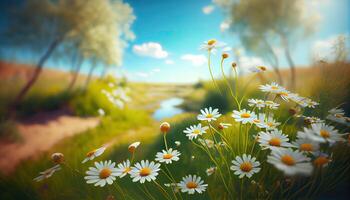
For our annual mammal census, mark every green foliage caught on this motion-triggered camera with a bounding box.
[0,119,21,141]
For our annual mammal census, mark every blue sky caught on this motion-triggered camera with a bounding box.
[1,0,349,83]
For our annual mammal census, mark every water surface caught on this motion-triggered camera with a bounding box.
[152,97,184,120]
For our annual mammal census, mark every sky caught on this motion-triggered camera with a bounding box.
[1,0,349,83]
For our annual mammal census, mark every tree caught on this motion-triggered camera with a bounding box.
[215,0,318,88]
[1,0,135,115]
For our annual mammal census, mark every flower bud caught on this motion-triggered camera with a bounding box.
[222,53,229,59]
[160,122,170,133]
[51,153,64,164]
[288,108,298,116]
[231,62,237,68]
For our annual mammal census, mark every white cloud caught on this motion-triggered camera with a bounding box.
[132,42,168,59]
[136,72,149,78]
[152,68,161,73]
[312,34,349,61]
[181,54,207,67]
[220,21,230,32]
[202,5,215,14]
[165,59,175,65]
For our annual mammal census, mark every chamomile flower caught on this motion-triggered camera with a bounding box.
[248,99,265,109]
[252,114,268,128]
[232,109,257,124]
[130,160,161,183]
[82,146,106,163]
[34,164,61,182]
[178,175,208,194]
[206,166,217,176]
[304,98,319,108]
[115,160,131,178]
[328,107,345,115]
[276,90,293,102]
[264,101,280,110]
[183,123,208,140]
[258,129,295,150]
[259,82,284,94]
[249,66,267,73]
[218,122,232,130]
[199,39,225,52]
[267,148,313,176]
[155,148,181,164]
[264,116,281,130]
[84,160,119,187]
[230,154,261,178]
[313,152,332,168]
[292,136,320,153]
[307,123,344,144]
[197,107,221,122]
[128,141,140,153]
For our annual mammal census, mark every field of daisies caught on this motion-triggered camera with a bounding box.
[1,39,350,200]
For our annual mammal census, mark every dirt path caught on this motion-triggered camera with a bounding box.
[0,110,100,174]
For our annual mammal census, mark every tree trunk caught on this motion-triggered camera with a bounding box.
[67,56,83,91]
[83,62,96,90]
[8,37,62,117]
[281,35,296,89]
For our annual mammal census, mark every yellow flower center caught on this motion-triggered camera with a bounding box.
[300,143,313,151]
[253,119,260,123]
[258,66,266,71]
[241,113,251,118]
[320,129,330,138]
[335,113,343,118]
[206,114,213,118]
[278,92,289,96]
[186,181,198,189]
[207,39,216,45]
[86,149,96,157]
[314,156,329,167]
[123,167,131,174]
[193,129,200,134]
[281,155,295,166]
[269,137,281,147]
[163,153,173,159]
[139,167,151,177]
[240,162,253,172]
[271,86,279,90]
[99,168,112,179]
[267,122,274,127]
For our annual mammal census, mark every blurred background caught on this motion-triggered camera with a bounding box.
[0,0,349,199]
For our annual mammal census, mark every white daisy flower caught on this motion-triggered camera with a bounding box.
[34,164,61,182]
[252,114,268,129]
[98,108,105,116]
[258,129,295,150]
[264,101,279,110]
[206,166,217,176]
[155,148,181,164]
[218,122,232,130]
[267,148,313,176]
[276,90,293,102]
[248,99,265,109]
[306,123,344,144]
[304,98,319,108]
[175,141,181,146]
[82,146,106,163]
[128,141,141,153]
[198,138,214,148]
[249,66,267,73]
[313,152,332,168]
[259,82,284,94]
[84,160,119,187]
[183,123,208,140]
[303,116,325,124]
[130,160,161,183]
[197,107,222,122]
[230,154,261,178]
[264,116,281,130]
[199,39,225,52]
[232,109,257,124]
[178,175,208,194]
[115,160,131,178]
[292,136,320,153]
[328,107,345,115]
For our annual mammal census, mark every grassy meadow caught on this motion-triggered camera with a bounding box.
[0,59,349,199]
